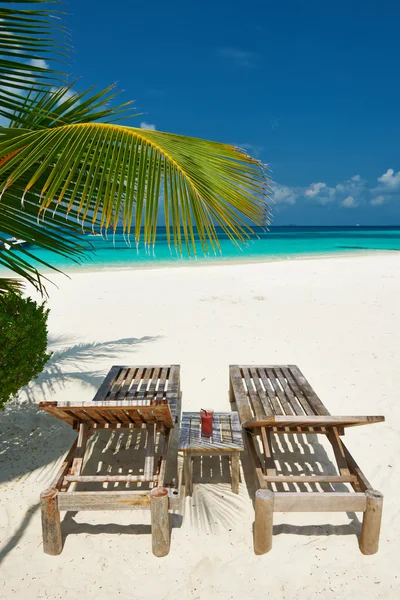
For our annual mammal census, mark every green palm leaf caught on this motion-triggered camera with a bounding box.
[0,123,270,254]
[0,0,66,101]
[0,85,136,291]
[0,187,91,293]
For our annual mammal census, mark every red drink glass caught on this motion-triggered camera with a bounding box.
[200,409,213,437]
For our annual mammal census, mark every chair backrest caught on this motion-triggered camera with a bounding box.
[40,365,180,429]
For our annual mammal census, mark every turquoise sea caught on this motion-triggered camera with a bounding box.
[2,226,400,273]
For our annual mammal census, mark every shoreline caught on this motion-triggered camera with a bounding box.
[1,247,398,278]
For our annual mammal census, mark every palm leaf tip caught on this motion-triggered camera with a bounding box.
[0,277,23,295]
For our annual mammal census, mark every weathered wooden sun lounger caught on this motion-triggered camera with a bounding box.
[39,365,180,557]
[229,365,385,555]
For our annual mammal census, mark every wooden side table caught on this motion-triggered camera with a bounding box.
[179,412,244,495]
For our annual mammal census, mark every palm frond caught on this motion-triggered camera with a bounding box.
[0,123,271,255]
[0,0,67,101]
[0,85,139,291]
[0,82,136,130]
[0,188,92,292]
[0,276,23,294]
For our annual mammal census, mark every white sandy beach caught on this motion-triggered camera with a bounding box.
[1,253,399,599]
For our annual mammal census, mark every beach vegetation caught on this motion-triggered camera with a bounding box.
[0,291,50,409]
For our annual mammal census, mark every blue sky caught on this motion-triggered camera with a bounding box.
[19,1,400,225]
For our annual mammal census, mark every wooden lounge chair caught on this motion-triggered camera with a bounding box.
[39,365,180,557]
[229,365,385,555]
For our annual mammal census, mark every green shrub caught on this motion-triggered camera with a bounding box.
[0,292,51,409]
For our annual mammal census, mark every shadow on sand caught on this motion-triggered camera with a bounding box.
[0,334,159,561]
[22,335,159,402]
[240,430,363,544]
[60,388,183,546]
[1,335,160,485]
[181,452,249,533]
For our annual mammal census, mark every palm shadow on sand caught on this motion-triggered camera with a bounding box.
[22,334,159,402]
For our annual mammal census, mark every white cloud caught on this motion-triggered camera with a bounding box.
[370,195,385,206]
[50,86,78,104]
[269,169,398,211]
[310,175,366,206]
[377,168,400,189]
[274,185,298,205]
[341,196,358,208]
[305,182,326,197]
[140,121,156,131]
[29,58,49,70]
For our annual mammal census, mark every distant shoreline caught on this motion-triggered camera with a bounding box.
[2,225,400,278]
[1,247,398,279]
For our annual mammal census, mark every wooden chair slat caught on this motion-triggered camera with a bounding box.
[266,368,298,415]
[229,365,254,423]
[274,367,314,416]
[156,367,169,400]
[148,367,160,396]
[92,365,121,401]
[279,366,315,416]
[42,405,75,427]
[144,425,155,479]
[258,368,283,415]
[66,408,97,425]
[108,367,129,401]
[110,408,132,424]
[288,365,330,415]
[140,366,153,397]
[242,367,265,421]
[166,365,180,420]
[64,474,156,483]
[93,407,119,424]
[242,414,385,429]
[119,367,138,398]
[126,367,145,400]
[249,367,273,417]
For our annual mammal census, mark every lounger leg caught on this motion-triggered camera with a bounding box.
[183,454,193,496]
[229,376,234,404]
[360,489,383,555]
[254,489,274,555]
[231,452,240,494]
[150,487,170,557]
[40,488,62,555]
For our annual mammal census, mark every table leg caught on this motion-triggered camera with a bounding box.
[231,452,240,494]
[183,454,193,497]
